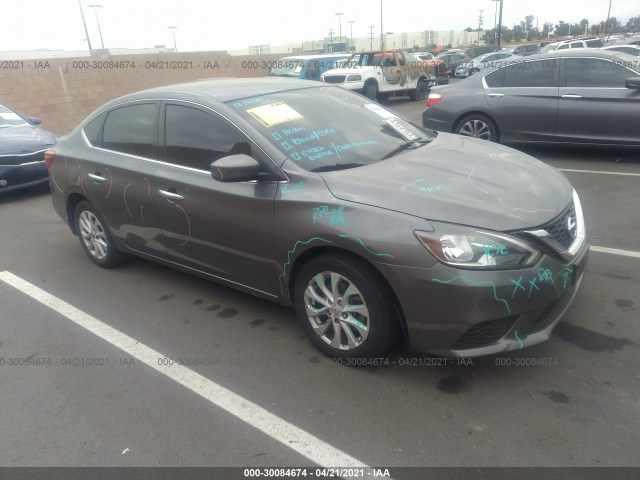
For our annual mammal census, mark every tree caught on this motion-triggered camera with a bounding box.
[626,16,640,31]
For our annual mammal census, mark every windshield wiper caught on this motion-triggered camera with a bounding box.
[310,163,366,173]
[381,139,431,160]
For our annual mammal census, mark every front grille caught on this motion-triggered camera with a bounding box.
[0,170,48,187]
[453,316,518,350]
[323,75,346,84]
[514,201,577,263]
[0,150,47,166]
[544,202,576,249]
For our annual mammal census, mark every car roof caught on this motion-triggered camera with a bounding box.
[98,77,322,107]
[279,54,351,60]
[518,48,637,62]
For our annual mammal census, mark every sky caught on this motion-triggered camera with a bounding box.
[1,0,637,52]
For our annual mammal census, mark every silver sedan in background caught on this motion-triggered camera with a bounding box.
[423,49,640,146]
[454,52,524,78]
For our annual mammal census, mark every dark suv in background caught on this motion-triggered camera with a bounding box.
[461,45,501,59]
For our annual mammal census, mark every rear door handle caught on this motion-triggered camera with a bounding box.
[87,173,106,182]
[561,94,582,99]
[487,93,504,97]
[159,189,184,201]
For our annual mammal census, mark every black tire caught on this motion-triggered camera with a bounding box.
[454,114,499,142]
[409,79,428,101]
[74,200,126,268]
[469,68,479,75]
[293,253,399,359]
[364,82,378,100]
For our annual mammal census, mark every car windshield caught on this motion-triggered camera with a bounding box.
[0,105,29,128]
[227,86,436,171]
[269,60,306,77]
[538,44,557,53]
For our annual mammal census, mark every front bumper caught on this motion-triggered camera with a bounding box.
[377,241,589,357]
[0,161,48,193]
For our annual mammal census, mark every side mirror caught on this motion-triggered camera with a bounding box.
[211,154,260,182]
[625,77,640,89]
[28,117,42,125]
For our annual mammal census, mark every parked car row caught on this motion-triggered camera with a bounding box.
[423,49,640,147]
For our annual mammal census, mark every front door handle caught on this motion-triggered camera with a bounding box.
[159,189,184,201]
[561,94,582,99]
[488,93,504,97]
[87,173,106,182]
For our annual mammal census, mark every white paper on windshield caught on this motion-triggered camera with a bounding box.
[247,102,303,128]
[364,103,398,119]
[0,112,21,120]
[386,118,419,141]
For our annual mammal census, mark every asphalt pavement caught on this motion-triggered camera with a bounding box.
[0,98,638,477]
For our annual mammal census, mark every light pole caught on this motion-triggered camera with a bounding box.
[497,0,503,46]
[335,13,344,53]
[380,0,384,50]
[348,20,355,52]
[169,26,178,52]
[605,0,613,38]
[87,4,105,49]
[369,25,375,50]
[491,0,499,44]
[78,0,92,53]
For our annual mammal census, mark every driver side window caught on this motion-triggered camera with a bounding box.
[164,104,252,171]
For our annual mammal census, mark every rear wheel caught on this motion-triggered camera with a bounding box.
[75,200,126,268]
[409,79,428,101]
[455,114,499,142]
[294,254,399,359]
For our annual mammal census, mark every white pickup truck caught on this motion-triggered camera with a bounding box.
[320,50,440,101]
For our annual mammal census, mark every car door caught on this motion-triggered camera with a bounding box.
[379,53,402,91]
[482,58,560,142]
[83,101,166,258]
[556,56,640,144]
[154,101,281,295]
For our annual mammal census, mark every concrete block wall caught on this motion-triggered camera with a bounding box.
[0,52,284,135]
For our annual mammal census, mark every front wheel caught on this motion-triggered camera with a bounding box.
[455,114,499,142]
[75,200,126,268]
[294,254,399,359]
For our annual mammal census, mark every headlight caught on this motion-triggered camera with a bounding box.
[346,75,362,81]
[415,224,540,269]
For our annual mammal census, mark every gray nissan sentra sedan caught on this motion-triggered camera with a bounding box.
[47,77,588,359]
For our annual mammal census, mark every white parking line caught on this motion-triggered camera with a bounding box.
[0,270,386,475]
[559,169,640,177]
[590,246,640,259]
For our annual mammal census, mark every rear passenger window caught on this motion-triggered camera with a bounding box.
[83,112,106,146]
[484,67,505,87]
[570,42,584,49]
[102,103,158,158]
[503,60,557,87]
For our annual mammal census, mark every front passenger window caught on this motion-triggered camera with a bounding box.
[164,104,252,171]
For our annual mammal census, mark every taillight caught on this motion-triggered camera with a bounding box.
[44,150,56,171]
[426,93,444,107]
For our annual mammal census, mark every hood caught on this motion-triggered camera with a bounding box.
[0,125,56,156]
[320,133,573,232]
